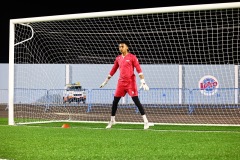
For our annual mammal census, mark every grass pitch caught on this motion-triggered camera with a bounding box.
[0,118,240,160]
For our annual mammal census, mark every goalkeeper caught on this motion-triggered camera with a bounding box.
[100,40,150,129]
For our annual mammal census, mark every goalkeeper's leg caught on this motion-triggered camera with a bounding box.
[132,96,149,129]
[106,96,121,129]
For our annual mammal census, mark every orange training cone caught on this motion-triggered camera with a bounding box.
[62,123,70,128]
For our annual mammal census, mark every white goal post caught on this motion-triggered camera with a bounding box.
[9,2,240,126]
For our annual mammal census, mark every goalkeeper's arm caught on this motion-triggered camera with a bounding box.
[100,75,112,88]
[139,73,149,91]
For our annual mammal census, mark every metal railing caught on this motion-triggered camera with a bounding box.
[2,88,240,114]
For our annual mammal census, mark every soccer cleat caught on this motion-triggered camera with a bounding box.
[144,122,149,130]
[106,121,116,129]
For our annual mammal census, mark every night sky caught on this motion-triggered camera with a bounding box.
[0,0,235,63]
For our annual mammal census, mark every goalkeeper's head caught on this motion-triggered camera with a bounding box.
[118,40,130,48]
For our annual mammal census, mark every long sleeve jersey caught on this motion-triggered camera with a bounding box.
[109,53,143,82]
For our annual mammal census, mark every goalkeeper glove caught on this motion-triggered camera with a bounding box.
[100,80,108,88]
[140,79,149,91]
[100,76,111,88]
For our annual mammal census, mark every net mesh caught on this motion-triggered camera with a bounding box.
[11,4,240,125]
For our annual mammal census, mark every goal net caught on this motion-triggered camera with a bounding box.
[9,2,240,126]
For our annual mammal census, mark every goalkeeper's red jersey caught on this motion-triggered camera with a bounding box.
[109,53,142,84]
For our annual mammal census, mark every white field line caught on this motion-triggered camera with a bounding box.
[0,124,239,133]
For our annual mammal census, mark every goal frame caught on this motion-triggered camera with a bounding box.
[9,2,240,125]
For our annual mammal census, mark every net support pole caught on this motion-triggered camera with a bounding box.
[235,65,238,104]
[178,65,182,104]
[65,64,72,85]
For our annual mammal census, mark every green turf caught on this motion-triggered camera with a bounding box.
[0,118,240,160]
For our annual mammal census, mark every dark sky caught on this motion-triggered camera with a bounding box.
[0,0,236,63]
